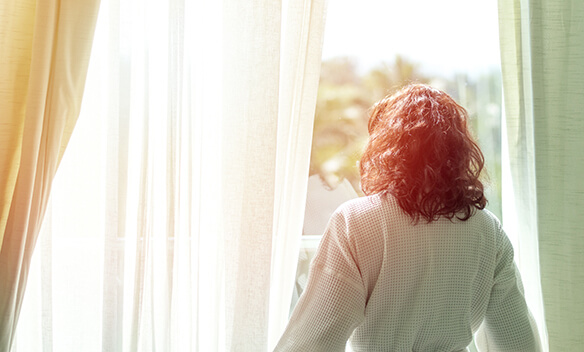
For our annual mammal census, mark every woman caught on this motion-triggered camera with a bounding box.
[274,85,540,351]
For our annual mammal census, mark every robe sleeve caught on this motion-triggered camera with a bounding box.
[273,209,367,352]
[475,229,542,352]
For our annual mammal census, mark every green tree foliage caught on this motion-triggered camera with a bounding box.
[310,55,430,194]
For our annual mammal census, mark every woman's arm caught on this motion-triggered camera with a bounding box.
[273,210,367,352]
[475,232,542,351]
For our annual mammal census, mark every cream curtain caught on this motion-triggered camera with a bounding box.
[499,0,584,350]
[0,0,100,349]
[11,0,326,351]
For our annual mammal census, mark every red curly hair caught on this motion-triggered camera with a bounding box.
[359,84,487,222]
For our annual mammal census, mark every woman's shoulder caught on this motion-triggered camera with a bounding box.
[334,193,384,214]
[332,193,405,226]
[465,207,503,234]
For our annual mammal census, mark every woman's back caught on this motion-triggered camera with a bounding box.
[346,194,536,351]
[275,194,539,351]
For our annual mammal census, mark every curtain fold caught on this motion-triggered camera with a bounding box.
[499,0,584,350]
[0,0,101,349]
[221,1,282,350]
[268,0,327,349]
[12,0,327,351]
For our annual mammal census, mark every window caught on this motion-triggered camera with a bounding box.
[291,1,502,350]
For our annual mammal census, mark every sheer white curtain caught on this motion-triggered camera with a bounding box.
[12,0,326,351]
[499,0,584,350]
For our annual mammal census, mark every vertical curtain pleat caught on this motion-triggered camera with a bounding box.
[0,0,100,349]
[221,1,281,350]
[528,0,584,348]
[187,1,224,350]
[498,0,547,347]
[499,0,584,350]
[268,0,327,349]
[0,0,35,245]
[165,1,184,349]
[102,0,131,349]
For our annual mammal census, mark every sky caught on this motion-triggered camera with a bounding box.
[321,0,501,77]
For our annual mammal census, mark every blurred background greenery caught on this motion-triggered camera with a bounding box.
[309,55,503,219]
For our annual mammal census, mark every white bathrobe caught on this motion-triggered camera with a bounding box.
[274,194,540,352]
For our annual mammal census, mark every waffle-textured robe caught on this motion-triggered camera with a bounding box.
[274,194,540,352]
